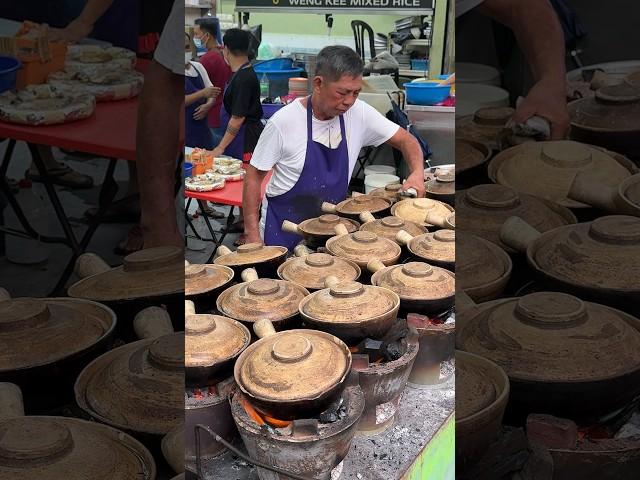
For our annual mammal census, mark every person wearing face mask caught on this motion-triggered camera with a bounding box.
[242,45,425,248]
[185,33,220,149]
[194,17,232,148]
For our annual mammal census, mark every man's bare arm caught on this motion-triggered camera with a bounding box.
[242,164,269,244]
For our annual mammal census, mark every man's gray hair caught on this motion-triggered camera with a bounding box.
[315,46,364,82]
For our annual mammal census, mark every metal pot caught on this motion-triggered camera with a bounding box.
[213,243,288,278]
[233,319,352,420]
[359,212,427,242]
[281,214,359,249]
[184,302,250,386]
[368,259,455,315]
[500,215,640,315]
[568,171,640,216]
[325,224,402,268]
[184,262,234,313]
[457,291,640,420]
[298,276,400,343]
[456,184,577,253]
[390,198,454,228]
[0,383,157,479]
[321,194,392,221]
[396,229,455,270]
[488,141,638,209]
[0,295,116,412]
[277,245,361,291]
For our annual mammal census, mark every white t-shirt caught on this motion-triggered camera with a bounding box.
[456,0,485,17]
[185,61,213,87]
[251,97,399,236]
[154,1,184,75]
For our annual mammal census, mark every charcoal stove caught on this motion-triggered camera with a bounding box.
[406,311,455,389]
[184,377,238,475]
[350,321,419,435]
[228,382,364,480]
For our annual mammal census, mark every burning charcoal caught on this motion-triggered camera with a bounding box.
[382,341,404,361]
[319,397,344,423]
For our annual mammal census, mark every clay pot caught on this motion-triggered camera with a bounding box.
[234,319,352,420]
[359,213,427,243]
[390,198,454,228]
[216,268,309,331]
[325,224,402,268]
[298,276,400,343]
[321,194,392,220]
[568,171,640,216]
[0,383,156,479]
[184,262,234,312]
[277,245,361,291]
[456,106,516,150]
[488,141,638,209]
[456,138,492,189]
[214,243,288,278]
[369,183,403,203]
[281,214,359,249]
[456,184,577,253]
[396,229,455,270]
[457,291,640,420]
[425,172,455,206]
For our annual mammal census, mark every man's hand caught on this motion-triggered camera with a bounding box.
[511,79,569,140]
[193,103,211,120]
[402,171,426,198]
[201,86,221,100]
[49,19,93,43]
[211,146,225,158]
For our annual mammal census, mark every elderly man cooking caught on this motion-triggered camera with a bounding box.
[242,45,425,249]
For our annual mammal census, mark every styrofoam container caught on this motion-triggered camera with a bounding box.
[457,62,501,86]
[364,165,396,177]
[365,174,400,194]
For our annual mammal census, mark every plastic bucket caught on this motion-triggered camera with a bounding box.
[0,56,21,93]
[364,165,396,177]
[410,59,428,71]
[364,174,400,194]
[184,162,193,178]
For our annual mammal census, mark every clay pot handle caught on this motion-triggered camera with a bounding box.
[134,306,174,340]
[185,300,196,316]
[294,244,312,257]
[184,260,190,266]
[0,383,24,419]
[254,318,277,339]
[500,216,541,252]
[75,253,110,279]
[359,211,376,224]
[321,202,337,213]
[367,258,386,273]
[568,172,617,212]
[352,191,365,197]
[334,223,349,236]
[216,245,232,257]
[396,229,414,246]
[161,424,185,474]
[425,212,447,228]
[241,268,259,282]
[456,290,477,313]
[0,288,10,301]
[281,220,301,234]
[324,275,340,288]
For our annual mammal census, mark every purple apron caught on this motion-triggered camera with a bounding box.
[263,96,349,249]
[185,65,214,149]
[220,62,250,159]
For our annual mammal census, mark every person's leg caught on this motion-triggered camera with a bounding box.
[27,145,94,189]
[136,59,183,247]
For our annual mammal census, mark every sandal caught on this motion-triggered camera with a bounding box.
[234,234,247,247]
[26,163,94,189]
[113,225,144,255]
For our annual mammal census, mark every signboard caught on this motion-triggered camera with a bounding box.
[235,0,433,14]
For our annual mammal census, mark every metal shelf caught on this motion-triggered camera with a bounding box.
[398,69,429,78]
[405,39,430,47]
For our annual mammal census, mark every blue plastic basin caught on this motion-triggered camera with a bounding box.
[0,56,21,94]
[410,59,428,71]
[254,58,294,71]
[184,162,193,178]
[255,67,304,97]
[404,81,451,106]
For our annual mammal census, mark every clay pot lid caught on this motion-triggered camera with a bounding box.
[569,83,640,132]
[184,264,234,297]
[457,292,640,383]
[75,333,184,435]
[0,416,155,479]
[299,281,399,324]
[456,350,507,421]
[531,216,640,291]
[299,214,359,236]
[337,195,392,215]
[489,141,634,208]
[68,246,184,302]
[457,184,576,252]
[391,198,454,227]
[457,107,515,149]
[277,253,360,291]
[216,278,309,323]
[0,298,114,373]
[185,314,250,368]
[426,173,455,195]
[213,243,287,267]
[326,231,401,267]
[409,230,456,264]
[456,138,491,174]
[457,232,511,293]
[360,216,427,241]
[371,262,455,301]
[236,329,351,403]
[370,183,403,200]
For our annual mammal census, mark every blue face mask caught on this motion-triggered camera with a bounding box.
[194,38,203,49]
